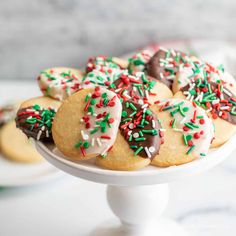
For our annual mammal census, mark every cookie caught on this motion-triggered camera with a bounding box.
[52,87,122,161]
[38,67,83,101]
[174,80,236,147]
[86,56,128,73]
[0,121,43,163]
[96,101,162,170]
[128,50,153,73]
[0,103,19,128]
[146,47,195,90]
[108,71,173,105]
[173,62,236,95]
[151,98,214,167]
[16,96,61,141]
[82,56,127,88]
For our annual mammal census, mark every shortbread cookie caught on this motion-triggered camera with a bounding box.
[16,96,61,141]
[108,71,173,105]
[52,87,122,160]
[151,99,214,167]
[0,121,43,163]
[38,67,83,101]
[86,56,128,73]
[174,79,236,147]
[0,103,19,128]
[128,50,153,73]
[173,62,236,95]
[96,101,162,170]
[146,47,195,90]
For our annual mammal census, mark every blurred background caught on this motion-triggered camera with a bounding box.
[1,1,236,236]
[1,0,236,82]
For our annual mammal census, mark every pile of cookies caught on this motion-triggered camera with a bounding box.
[15,47,236,170]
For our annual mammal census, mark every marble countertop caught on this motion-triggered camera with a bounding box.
[0,82,236,236]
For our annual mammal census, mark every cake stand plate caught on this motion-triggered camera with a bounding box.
[35,134,236,236]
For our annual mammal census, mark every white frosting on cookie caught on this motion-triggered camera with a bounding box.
[38,67,83,101]
[158,98,214,156]
[128,50,153,72]
[176,62,236,94]
[75,87,122,157]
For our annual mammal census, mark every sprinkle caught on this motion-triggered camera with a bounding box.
[144,147,151,158]
[134,146,144,155]
[186,145,195,155]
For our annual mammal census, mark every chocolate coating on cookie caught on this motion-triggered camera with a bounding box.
[181,82,236,125]
[146,48,191,89]
[119,102,161,159]
[109,71,157,105]
[16,105,56,141]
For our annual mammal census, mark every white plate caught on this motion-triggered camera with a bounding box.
[0,153,64,187]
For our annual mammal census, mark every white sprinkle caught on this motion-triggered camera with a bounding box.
[41,126,45,131]
[152,120,155,128]
[129,123,134,129]
[46,130,49,137]
[81,130,89,140]
[115,88,122,93]
[37,130,42,140]
[160,72,164,79]
[101,139,108,143]
[128,130,132,136]
[160,128,166,132]
[133,132,139,138]
[206,108,212,113]
[149,146,155,153]
[171,49,176,57]
[223,88,232,97]
[166,75,175,80]
[138,99,144,105]
[159,47,168,52]
[180,117,186,124]
[80,118,84,123]
[174,128,183,132]
[165,64,174,68]
[96,138,102,147]
[142,104,148,109]
[123,92,132,100]
[220,106,230,110]
[144,147,151,158]
[91,138,95,147]
[183,91,189,96]
[219,111,223,117]
[145,90,149,98]
[160,58,167,64]
[101,150,107,156]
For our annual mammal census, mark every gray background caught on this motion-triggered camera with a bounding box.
[0,0,235,81]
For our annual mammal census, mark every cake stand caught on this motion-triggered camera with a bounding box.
[35,134,236,236]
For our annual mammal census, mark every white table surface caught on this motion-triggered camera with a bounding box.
[0,82,236,236]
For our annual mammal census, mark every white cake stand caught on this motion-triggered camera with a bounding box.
[36,135,236,236]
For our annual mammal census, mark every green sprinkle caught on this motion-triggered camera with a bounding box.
[90,99,96,105]
[129,134,133,142]
[90,128,99,134]
[130,145,138,149]
[75,141,83,148]
[200,153,206,156]
[83,141,90,149]
[230,106,236,115]
[134,146,144,155]
[172,118,177,128]
[122,111,128,117]
[129,103,137,111]
[135,137,146,142]
[32,104,41,111]
[187,145,195,155]
[183,135,188,145]
[130,111,137,117]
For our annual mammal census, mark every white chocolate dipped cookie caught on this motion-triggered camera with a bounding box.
[52,87,122,161]
[38,67,83,101]
[96,101,162,171]
[151,98,214,167]
[174,77,236,147]
[82,56,127,88]
[108,71,173,106]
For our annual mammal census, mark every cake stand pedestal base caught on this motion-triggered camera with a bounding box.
[90,184,188,236]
